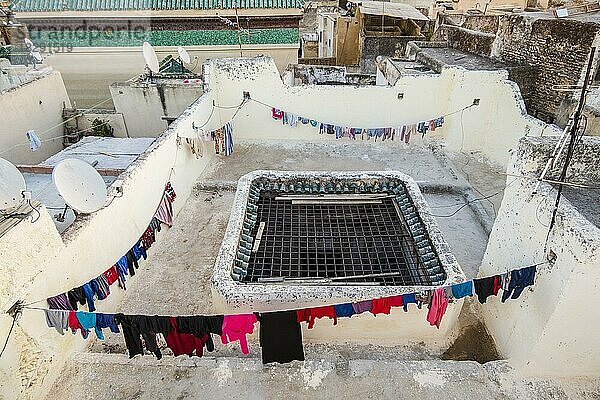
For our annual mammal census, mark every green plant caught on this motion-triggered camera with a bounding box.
[90,118,114,137]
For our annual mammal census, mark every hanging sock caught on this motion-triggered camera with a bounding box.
[272,108,284,120]
[26,130,41,151]
[223,121,234,156]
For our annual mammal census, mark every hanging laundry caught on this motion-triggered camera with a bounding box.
[96,313,120,334]
[26,130,41,151]
[104,266,119,285]
[259,310,305,364]
[166,317,210,357]
[435,116,444,128]
[114,314,170,359]
[165,182,176,202]
[186,138,203,159]
[67,287,87,310]
[221,314,257,355]
[150,216,162,233]
[68,310,88,339]
[212,128,224,155]
[125,249,139,276]
[141,226,156,250]
[426,288,449,329]
[76,311,103,340]
[132,241,147,261]
[177,315,224,353]
[352,300,372,315]
[300,117,309,125]
[45,309,69,335]
[296,306,337,329]
[223,121,234,157]
[501,266,536,302]
[271,108,284,120]
[428,119,437,132]
[47,293,73,310]
[310,120,318,127]
[82,283,95,312]
[402,293,418,312]
[92,274,110,300]
[473,276,501,304]
[155,192,174,227]
[371,295,403,316]
[334,125,343,139]
[451,281,474,299]
[334,303,355,318]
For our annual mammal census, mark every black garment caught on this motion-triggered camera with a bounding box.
[114,314,171,359]
[67,286,87,310]
[474,276,495,304]
[114,314,144,358]
[259,311,304,364]
[177,315,224,352]
[125,249,139,277]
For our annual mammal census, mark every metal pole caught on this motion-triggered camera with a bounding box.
[546,46,596,241]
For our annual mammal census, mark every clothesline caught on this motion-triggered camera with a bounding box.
[248,97,478,134]
[29,261,546,318]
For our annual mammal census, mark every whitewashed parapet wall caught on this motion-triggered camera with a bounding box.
[0,91,217,400]
[204,55,556,168]
[480,136,600,376]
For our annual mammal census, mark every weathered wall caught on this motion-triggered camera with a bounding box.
[0,70,70,165]
[480,136,600,376]
[442,14,600,124]
[360,35,423,73]
[0,92,218,400]
[110,80,204,137]
[45,44,299,108]
[203,55,549,167]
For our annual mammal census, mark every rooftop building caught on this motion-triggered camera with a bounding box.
[1,54,599,400]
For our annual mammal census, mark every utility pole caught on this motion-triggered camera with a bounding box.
[546,46,596,240]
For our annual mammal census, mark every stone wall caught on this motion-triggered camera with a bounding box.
[360,35,423,73]
[442,14,600,124]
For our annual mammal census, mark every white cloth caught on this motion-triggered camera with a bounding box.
[26,130,42,151]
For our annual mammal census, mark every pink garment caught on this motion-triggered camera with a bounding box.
[154,193,174,227]
[426,288,449,328]
[221,314,257,354]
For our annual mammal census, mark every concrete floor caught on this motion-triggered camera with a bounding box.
[43,140,600,399]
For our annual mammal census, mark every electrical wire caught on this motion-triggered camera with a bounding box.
[0,315,17,359]
[427,178,518,218]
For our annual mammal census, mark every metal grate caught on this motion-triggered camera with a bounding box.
[244,193,436,286]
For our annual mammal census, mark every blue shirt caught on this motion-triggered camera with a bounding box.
[334,303,355,318]
[451,281,474,299]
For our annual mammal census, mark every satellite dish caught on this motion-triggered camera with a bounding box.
[52,158,107,214]
[142,42,159,74]
[0,157,26,210]
[24,38,43,62]
[178,46,191,64]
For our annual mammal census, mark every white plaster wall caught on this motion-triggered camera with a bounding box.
[479,141,600,376]
[45,45,299,109]
[0,91,218,400]
[199,56,551,168]
[110,82,204,138]
[0,70,71,165]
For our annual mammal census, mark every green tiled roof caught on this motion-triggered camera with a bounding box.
[28,28,299,46]
[13,0,303,11]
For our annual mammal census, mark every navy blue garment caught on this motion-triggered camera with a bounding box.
[402,293,417,312]
[334,303,355,318]
[96,313,120,334]
[451,281,474,299]
[82,283,96,312]
[501,266,537,302]
[132,242,147,261]
[90,279,107,301]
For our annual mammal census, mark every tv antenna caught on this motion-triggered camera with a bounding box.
[142,41,159,81]
[52,158,107,214]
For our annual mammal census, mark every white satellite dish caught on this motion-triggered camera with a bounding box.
[52,158,107,214]
[178,46,191,64]
[24,38,43,63]
[142,42,159,74]
[0,157,26,210]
